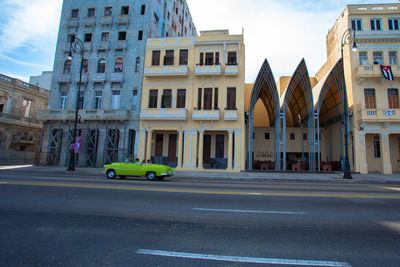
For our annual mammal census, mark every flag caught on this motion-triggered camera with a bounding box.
[380,65,394,81]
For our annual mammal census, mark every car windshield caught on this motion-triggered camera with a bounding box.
[125,158,135,163]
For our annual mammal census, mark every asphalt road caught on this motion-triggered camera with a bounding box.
[0,170,399,266]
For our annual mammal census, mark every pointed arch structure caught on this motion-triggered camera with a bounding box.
[280,59,315,171]
[247,59,281,170]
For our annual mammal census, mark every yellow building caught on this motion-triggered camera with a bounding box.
[138,30,246,171]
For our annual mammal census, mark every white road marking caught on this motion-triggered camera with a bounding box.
[0,165,32,170]
[380,186,400,192]
[136,249,351,266]
[192,208,307,215]
[0,181,8,184]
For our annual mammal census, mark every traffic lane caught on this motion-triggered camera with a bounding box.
[1,184,400,230]
[1,209,399,267]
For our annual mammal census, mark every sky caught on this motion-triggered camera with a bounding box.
[0,0,398,83]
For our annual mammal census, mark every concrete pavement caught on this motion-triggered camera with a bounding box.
[3,165,400,183]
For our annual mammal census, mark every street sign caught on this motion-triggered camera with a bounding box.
[74,136,83,154]
[385,110,394,116]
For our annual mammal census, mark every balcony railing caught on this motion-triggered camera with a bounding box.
[140,108,186,120]
[92,73,106,83]
[356,64,400,80]
[0,112,39,124]
[224,64,239,76]
[223,108,238,120]
[37,109,130,122]
[144,65,188,77]
[357,108,400,122]
[117,15,130,25]
[67,18,78,28]
[110,73,124,83]
[192,109,220,120]
[83,17,95,27]
[100,16,112,26]
[195,63,222,76]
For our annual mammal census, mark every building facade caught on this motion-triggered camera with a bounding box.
[37,0,196,167]
[30,71,53,91]
[138,30,246,171]
[0,74,49,164]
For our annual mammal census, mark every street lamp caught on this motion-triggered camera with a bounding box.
[341,28,357,179]
[66,37,84,171]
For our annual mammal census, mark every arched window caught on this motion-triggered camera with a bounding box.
[135,57,140,73]
[373,135,381,158]
[97,59,106,73]
[82,59,88,73]
[64,60,72,74]
[114,58,123,73]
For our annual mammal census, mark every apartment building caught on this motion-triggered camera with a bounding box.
[37,0,196,167]
[0,74,49,164]
[138,30,246,171]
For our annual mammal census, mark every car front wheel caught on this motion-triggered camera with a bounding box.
[146,172,156,181]
[107,169,116,179]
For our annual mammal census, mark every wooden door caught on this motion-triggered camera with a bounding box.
[203,135,211,164]
[168,134,177,163]
[155,134,163,157]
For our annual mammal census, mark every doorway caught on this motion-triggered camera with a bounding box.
[168,134,177,163]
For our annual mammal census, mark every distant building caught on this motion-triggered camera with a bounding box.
[0,73,49,164]
[139,30,246,171]
[29,71,53,91]
[37,0,196,167]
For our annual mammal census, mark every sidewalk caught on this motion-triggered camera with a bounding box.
[5,165,400,183]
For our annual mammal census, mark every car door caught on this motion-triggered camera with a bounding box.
[120,163,141,176]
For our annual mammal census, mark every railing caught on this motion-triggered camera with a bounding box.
[0,74,40,91]
[0,112,39,124]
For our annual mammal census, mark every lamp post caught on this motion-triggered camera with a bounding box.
[341,28,357,179]
[66,37,84,171]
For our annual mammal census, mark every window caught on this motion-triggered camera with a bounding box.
[71,9,79,18]
[112,91,121,109]
[303,133,307,140]
[389,51,398,65]
[179,49,188,65]
[22,99,32,118]
[97,59,106,73]
[161,89,172,108]
[101,32,109,41]
[359,52,368,65]
[203,88,212,110]
[164,50,174,66]
[138,30,143,40]
[68,34,75,43]
[205,53,213,65]
[64,60,72,74]
[214,88,218,110]
[104,7,112,16]
[197,88,202,110]
[114,58,123,72]
[290,133,295,140]
[388,18,399,30]
[59,92,68,110]
[265,133,270,140]
[215,135,225,158]
[84,33,92,42]
[135,57,140,73]
[121,6,129,15]
[226,87,236,110]
[82,59,88,73]
[177,89,186,108]
[364,89,376,109]
[370,18,381,31]
[215,52,219,65]
[132,89,138,110]
[149,90,158,108]
[78,91,84,110]
[118,31,127,40]
[141,5,146,15]
[87,8,95,17]
[154,13,159,25]
[199,53,204,65]
[388,89,399,109]
[351,19,363,31]
[373,51,383,65]
[373,135,381,158]
[152,51,161,66]
[94,91,102,109]
[228,52,237,65]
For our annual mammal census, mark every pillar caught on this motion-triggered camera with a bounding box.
[177,130,183,168]
[358,132,368,174]
[198,130,204,169]
[146,130,152,161]
[234,130,242,170]
[227,130,233,170]
[381,133,392,175]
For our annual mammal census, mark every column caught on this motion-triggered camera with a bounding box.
[234,130,242,170]
[177,130,183,168]
[227,130,233,170]
[137,130,146,162]
[380,133,392,175]
[146,130,152,161]
[198,130,204,169]
[358,132,368,174]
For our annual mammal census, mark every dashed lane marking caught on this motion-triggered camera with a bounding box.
[192,208,307,215]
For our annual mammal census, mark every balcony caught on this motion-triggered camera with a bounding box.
[356,64,400,83]
[224,109,238,120]
[74,73,89,84]
[0,112,41,127]
[100,16,112,26]
[195,64,222,76]
[110,72,124,83]
[83,42,92,52]
[82,109,130,121]
[224,64,239,76]
[357,108,400,122]
[37,109,75,122]
[140,108,186,120]
[117,15,130,25]
[92,73,106,83]
[114,40,127,50]
[82,17,95,27]
[97,41,110,51]
[58,74,72,83]
[144,65,188,77]
[192,109,220,120]
[67,18,78,28]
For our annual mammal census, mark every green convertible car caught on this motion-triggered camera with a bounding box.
[104,159,175,181]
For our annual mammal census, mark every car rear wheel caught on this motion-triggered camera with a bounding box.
[146,172,156,181]
[107,169,116,179]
